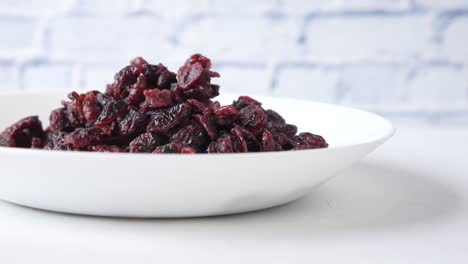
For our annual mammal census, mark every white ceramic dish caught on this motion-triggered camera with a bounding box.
[0,92,394,218]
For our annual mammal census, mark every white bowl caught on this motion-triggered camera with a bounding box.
[0,92,394,217]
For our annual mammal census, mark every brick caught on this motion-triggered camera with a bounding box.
[178,16,300,62]
[281,0,410,14]
[405,65,467,107]
[304,15,431,62]
[49,17,174,63]
[71,0,138,15]
[0,63,18,91]
[209,0,279,15]
[414,0,468,10]
[0,16,37,58]
[23,63,73,90]
[0,0,70,16]
[441,16,468,63]
[144,0,209,18]
[215,64,270,95]
[274,65,339,102]
[339,64,407,106]
[335,0,411,11]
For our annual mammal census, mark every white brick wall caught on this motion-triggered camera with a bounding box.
[0,0,467,126]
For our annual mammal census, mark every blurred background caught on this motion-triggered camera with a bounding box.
[0,0,467,126]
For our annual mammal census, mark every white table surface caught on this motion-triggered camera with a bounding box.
[0,127,467,264]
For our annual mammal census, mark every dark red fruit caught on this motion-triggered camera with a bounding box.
[261,130,275,152]
[294,132,328,149]
[49,108,71,132]
[146,103,191,133]
[153,142,182,153]
[207,136,234,153]
[64,128,103,148]
[91,145,126,152]
[0,116,44,148]
[95,100,127,128]
[239,104,267,136]
[214,105,239,127]
[140,89,174,110]
[0,54,327,154]
[118,108,147,135]
[170,123,208,150]
[129,132,160,153]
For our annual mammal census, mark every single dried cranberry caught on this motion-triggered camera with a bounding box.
[239,104,267,136]
[129,133,160,153]
[181,85,218,101]
[170,123,208,150]
[0,116,44,148]
[193,114,218,141]
[140,89,174,110]
[261,130,275,152]
[233,96,261,110]
[180,147,197,154]
[130,57,148,75]
[153,142,182,153]
[186,99,210,115]
[143,63,176,90]
[272,124,298,138]
[273,132,295,150]
[95,100,127,128]
[146,103,191,133]
[31,137,43,149]
[266,109,285,127]
[64,127,103,148]
[118,108,147,135]
[63,92,85,127]
[49,108,71,132]
[207,136,234,153]
[294,132,328,149]
[214,105,239,127]
[82,91,102,125]
[44,131,74,150]
[231,125,260,152]
[91,145,126,152]
[125,74,147,106]
[157,69,177,90]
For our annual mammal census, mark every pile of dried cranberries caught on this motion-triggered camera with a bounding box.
[0,54,328,153]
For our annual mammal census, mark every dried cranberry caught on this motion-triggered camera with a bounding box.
[140,89,174,110]
[294,132,328,149]
[180,147,197,154]
[49,108,70,132]
[44,131,73,150]
[193,114,218,141]
[233,96,261,110]
[170,123,208,150]
[118,108,147,135]
[91,145,126,152]
[207,136,234,153]
[146,103,191,133]
[64,128,103,148]
[129,133,160,153]
[95,100,127,128]
[261,130,275,152]
[0,116,44,148]
[153,142,182,153]
[239,104,267,136]
[214,105,239,127]
[125,74,147,106]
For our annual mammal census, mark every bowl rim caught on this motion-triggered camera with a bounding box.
[0,91,395,158]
